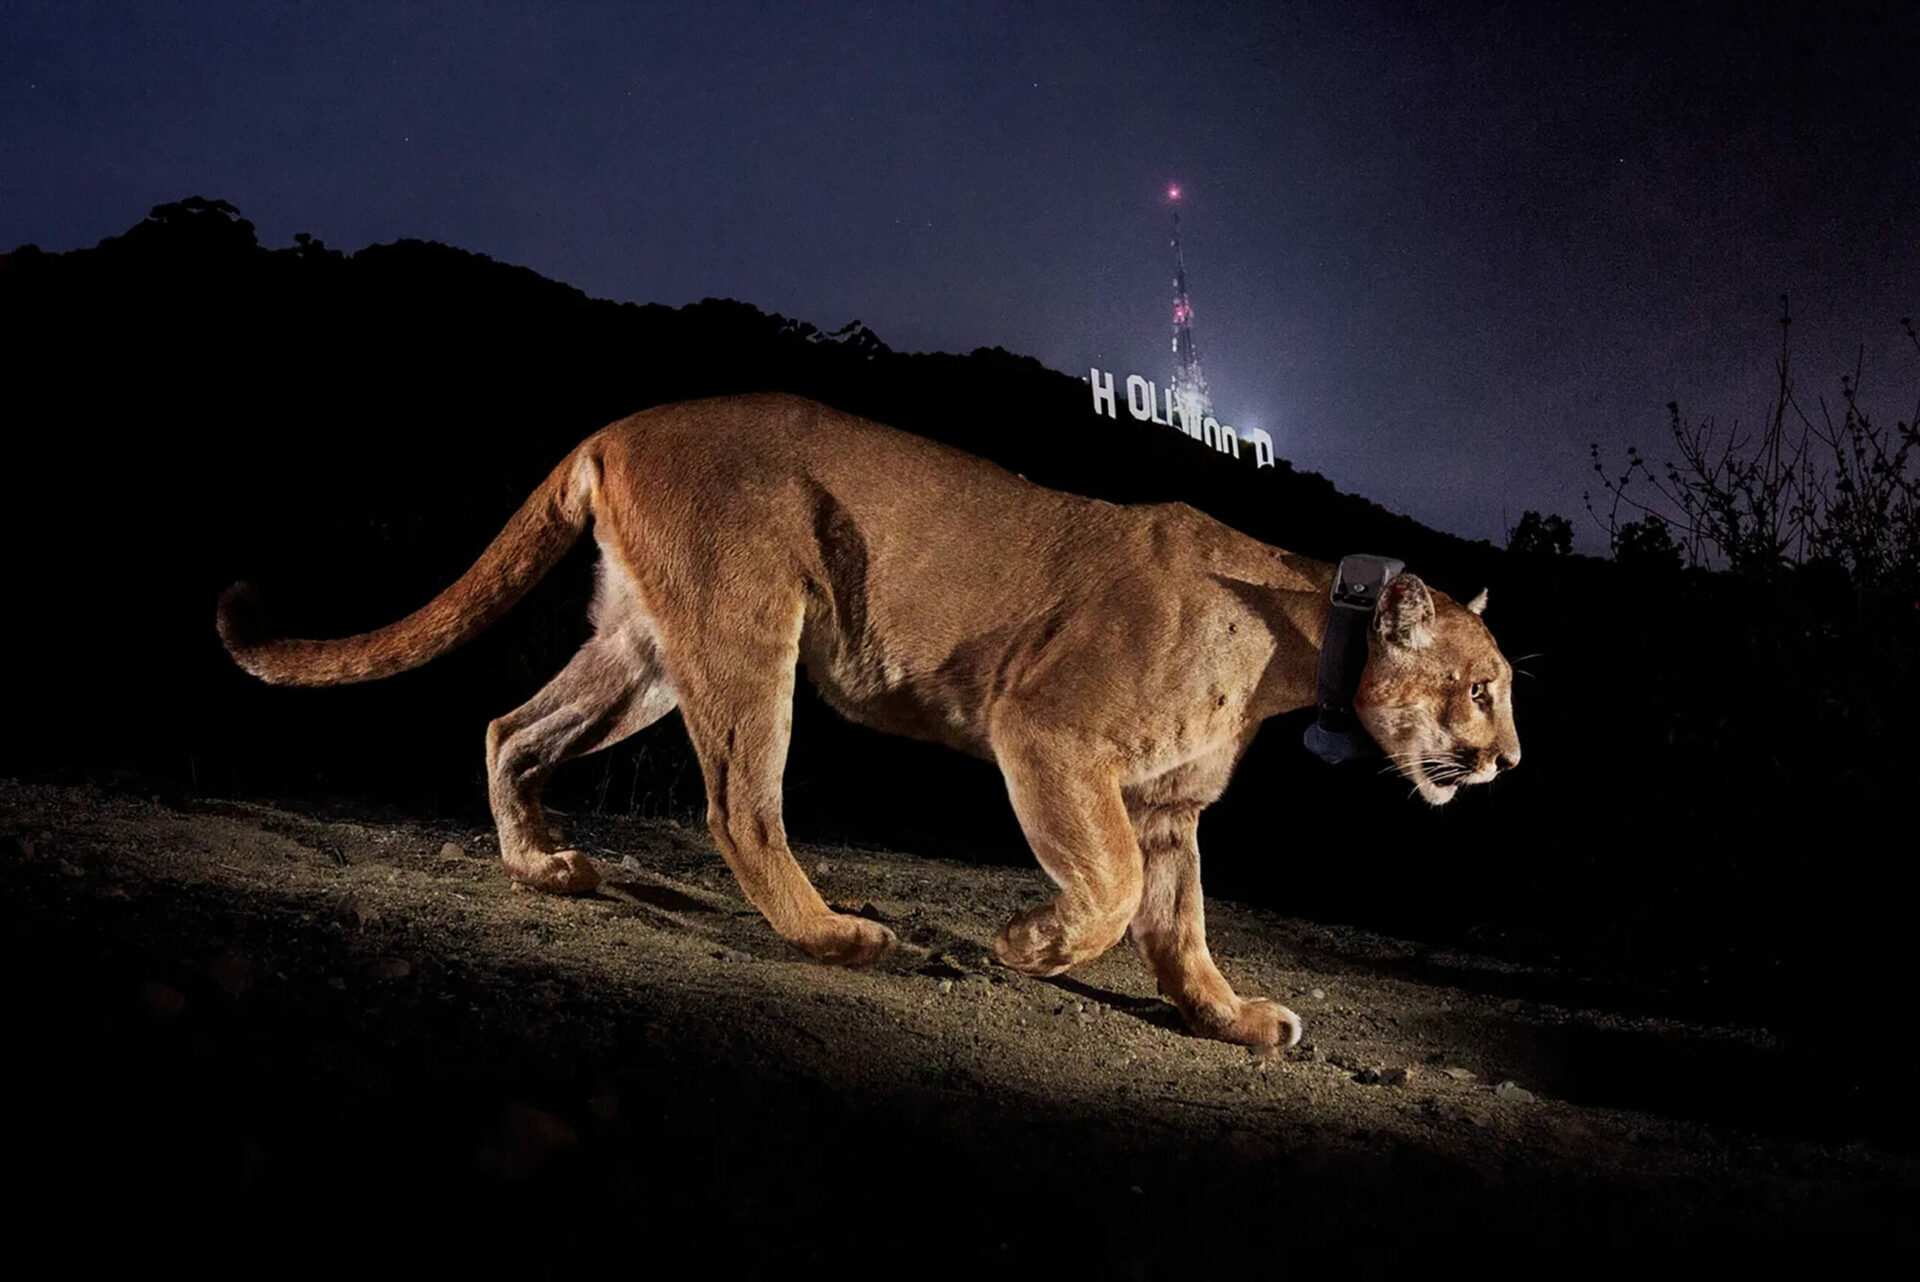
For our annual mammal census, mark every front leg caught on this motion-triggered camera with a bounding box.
[989,718,1143,977]
[1128,804,1301,1048]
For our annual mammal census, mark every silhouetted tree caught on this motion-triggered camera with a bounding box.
[290,231,341,261]
[124,195,258,253]
[1611,514,1683,573]
[1507,509,1573,557]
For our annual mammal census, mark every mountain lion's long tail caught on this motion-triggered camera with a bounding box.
[217,447,602,686]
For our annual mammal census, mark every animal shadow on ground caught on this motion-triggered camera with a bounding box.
[1043,973,1187,1032]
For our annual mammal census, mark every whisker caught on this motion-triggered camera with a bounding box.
[1381,758,1457,777]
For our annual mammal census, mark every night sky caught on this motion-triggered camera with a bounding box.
[5,0,1915,549]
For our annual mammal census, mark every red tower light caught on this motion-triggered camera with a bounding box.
[1165,183,1210,422]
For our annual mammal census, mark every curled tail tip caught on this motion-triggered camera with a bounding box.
[216,580,260,645]
[216,581,282,681]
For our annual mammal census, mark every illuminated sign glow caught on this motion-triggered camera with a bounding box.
[1087,367,1275,469]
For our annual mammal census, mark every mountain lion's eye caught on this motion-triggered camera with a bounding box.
[1470,681,1489,703]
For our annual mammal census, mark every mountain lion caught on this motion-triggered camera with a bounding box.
[218,394,1521,1047]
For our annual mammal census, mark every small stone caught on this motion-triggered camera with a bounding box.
[1500,998,1524,1015]
[1494,1080,1537,1104]
[138,980,187,1021]
[483,1102,581,1180]
[619,854,643,872]
[1310,988,1326,1002]
[816,860,834,875]
[1556,1117,1595,1144]
[438,841,465,861]
[1382,1066,1411,1087]
[1442,1067,1477,1083]
[338,895,381,931]
[586,1088,621,1125]
[370,957,413,981]
[205,952,255,999]
[713,948,753,963]
[937,979,954,994]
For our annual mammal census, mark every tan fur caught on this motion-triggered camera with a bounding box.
[218,394,1520,1046]
[1355,574,1522,807]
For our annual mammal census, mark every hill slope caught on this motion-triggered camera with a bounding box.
[7,777,1913,1270]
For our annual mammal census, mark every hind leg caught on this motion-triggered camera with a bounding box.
[670,594,894,965]
[485,626,677,894]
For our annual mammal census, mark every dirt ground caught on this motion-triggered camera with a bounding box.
[4,776,1913,1274]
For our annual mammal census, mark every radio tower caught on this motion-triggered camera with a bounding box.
[1166,183,1212,424]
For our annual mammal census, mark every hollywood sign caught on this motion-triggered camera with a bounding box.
[1087,368,1275,469]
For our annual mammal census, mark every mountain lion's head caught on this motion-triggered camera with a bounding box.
[1354,574,1521,806]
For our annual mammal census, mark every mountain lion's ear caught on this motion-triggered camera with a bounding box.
[1376,573,1436,649]
[1467,588,1489,616]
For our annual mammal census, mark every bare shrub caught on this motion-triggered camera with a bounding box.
[1587,297,1919,597]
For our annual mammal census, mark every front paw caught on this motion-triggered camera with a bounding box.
[791,912,897,966]
[991,908,1075,978]
[1186,997,1303,1048]
[514,849,601,896]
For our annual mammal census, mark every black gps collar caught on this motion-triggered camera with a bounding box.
[1301,554,1405,765]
